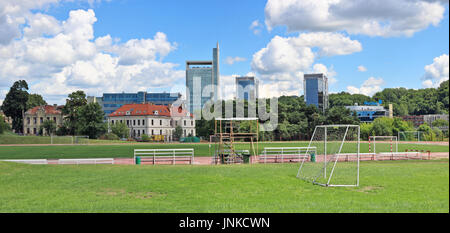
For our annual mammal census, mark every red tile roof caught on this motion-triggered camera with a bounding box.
[108,103,193,118]
[25,105,63,115]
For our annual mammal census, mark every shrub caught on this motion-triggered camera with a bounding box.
[99,132,120,140]
[141,134,151,142]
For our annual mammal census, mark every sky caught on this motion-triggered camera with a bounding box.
[0,0,449,105]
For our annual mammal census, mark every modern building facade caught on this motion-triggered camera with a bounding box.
[304,73,328,112]
[345,101,388,123]
[186,43,220,116]
[236,76,259,101]
[107,103,195,141]
[23,105,64,135]
[88,92,182,117]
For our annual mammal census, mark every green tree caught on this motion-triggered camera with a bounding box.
[62,91,87,135]
[26,94,47,111]
[325,106,360,125]
[40,120,56,136]
[173,125,183,140]
[0,80,29,133]
[77,102,106,139]
[418,123,435,141]
[371,117,394,136]
[0,115,11,134]
[111,122,129,138]
[360,122,373,140]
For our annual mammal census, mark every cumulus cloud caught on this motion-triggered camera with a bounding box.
[264,0,446,37]
[250,32,360,97]
[0,7,184,104]
[358,65,367,72]
[422,54,449,88]
[347,77,385,96]
[225,56,247,65]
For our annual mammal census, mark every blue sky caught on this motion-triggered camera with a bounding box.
[0,0,448,104]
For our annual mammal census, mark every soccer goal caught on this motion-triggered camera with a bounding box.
[74,136,89,145]
[51,135,74,144]
[369,136,398,154]
[297,125,360,187]
[398,131,424,142]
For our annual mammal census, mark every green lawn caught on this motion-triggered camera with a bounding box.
[0,159,448,212]
[0,142,448,159]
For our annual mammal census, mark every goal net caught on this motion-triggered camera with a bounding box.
[74,136,89,145]
[51,135,73,144]
[398,131,423,142]
[369,136,398,153]
[297,125,360,187]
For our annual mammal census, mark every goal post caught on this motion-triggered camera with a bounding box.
[51,135,74,145]
[74,136,89,145]
[398,131,423,142]
[297,125,360,187]
[369,136,398,154]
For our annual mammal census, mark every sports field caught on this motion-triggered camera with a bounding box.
[0,142,448,159]
[0,159,448,212]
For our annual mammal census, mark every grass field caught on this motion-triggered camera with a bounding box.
[0,142,448,159]
[0,159,448,212]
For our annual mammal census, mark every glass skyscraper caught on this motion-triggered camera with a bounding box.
[88,92,182,117]
[304,73,328,112]
[186,43,220,116]
[236,76,259,101]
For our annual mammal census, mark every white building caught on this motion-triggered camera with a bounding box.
[107,103,195,141]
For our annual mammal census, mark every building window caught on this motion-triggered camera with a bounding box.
[160,120,162,125]
[127,120,129,125]
[111,120,114,124]
[47,117,50,121]
[27,117,30,125]
[184,120,186,126]
[33,128,36,134]
[133,120,136,126]
[160,129,162,135]
[151,129,154,135]
[40,117,43,123]
[33,117,36,124]
[142,120,145,125]
[151,119,154,125]
[53,117,56,122]
[138,120,140,126]
[27,128,30,134]
[191,120,193,126]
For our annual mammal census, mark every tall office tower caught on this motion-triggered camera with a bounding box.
[236,76,259,101]
[304,73,329,113]
[186,43,220,116]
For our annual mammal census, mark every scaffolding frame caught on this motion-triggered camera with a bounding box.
[210,118,259,164]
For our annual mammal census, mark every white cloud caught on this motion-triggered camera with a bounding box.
[347,77,385,96]
[0,8,184,104]
[422,54,449,88]
[249,20,263,35]
[358,65,367,72]
[225,56,247,65]
[250,32,359,97]
[264,0,446,37]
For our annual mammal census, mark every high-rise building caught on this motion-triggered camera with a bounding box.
[236,76,259,101]
[304,73,328,112]
[186,43,220,116]
[88,92,182,117]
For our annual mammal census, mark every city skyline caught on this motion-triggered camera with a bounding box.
[0,0,448,105]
